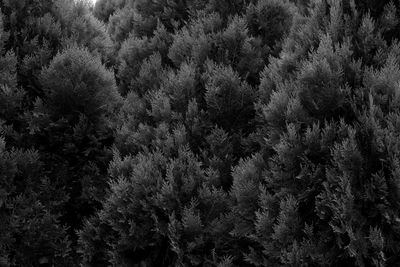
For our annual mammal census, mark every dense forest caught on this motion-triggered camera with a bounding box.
[2,0,400,266]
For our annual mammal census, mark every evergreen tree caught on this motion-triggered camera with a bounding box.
[27,46,121,240]
[2,0,400,266]
[93,0,127,22]
[0,136,73,266]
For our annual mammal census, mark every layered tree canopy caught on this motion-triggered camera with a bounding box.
[1,0,400,266]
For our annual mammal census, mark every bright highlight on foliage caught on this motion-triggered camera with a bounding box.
[1,0,400,266]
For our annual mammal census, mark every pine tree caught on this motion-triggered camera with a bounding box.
[204,61,255,131]
[93,0,127,22]
[236,1,400,265]
[24,46,122,255]
[79,147,235,266]
[39,46,120,122]
[117,23,172,95]
[0,136,73,266]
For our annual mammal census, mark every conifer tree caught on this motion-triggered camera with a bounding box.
[93,0,127,22]
[21,46,121,257]
[0,136,73,266]
[236,1,400,265]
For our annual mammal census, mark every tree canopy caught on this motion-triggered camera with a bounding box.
[1,0,400,266]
